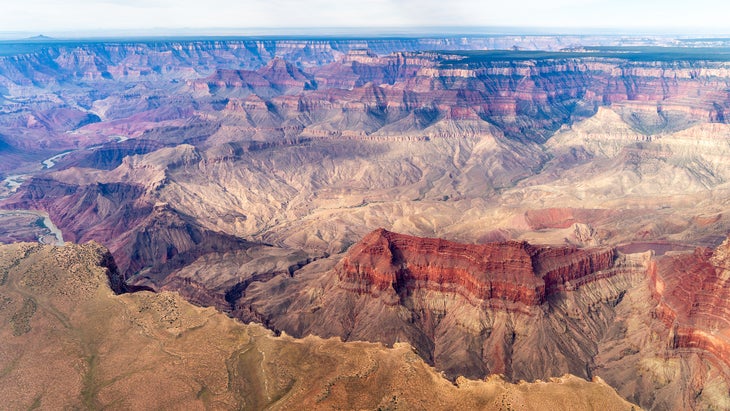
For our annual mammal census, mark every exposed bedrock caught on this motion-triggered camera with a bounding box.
[1,179,265,284]
[0,241,639,410]
[235,229,647,381]
[229,229,730,409]
[337,228,616,306]
[60,139,166,170]
[652,238,730,376]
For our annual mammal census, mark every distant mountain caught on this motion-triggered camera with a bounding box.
[24,34,54,41]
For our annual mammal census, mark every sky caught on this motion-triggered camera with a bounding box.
[1,0,730,36]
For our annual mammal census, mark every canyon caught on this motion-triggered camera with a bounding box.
[0,241,635,410]
[233,229,730,409]
[1,35,730,409]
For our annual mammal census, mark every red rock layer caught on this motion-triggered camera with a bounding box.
[337,228,616,306]
[652,241,730,372]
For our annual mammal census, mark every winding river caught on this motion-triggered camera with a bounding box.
[41,151,73,169]
[1,135,129,246]
[0,210,65,246]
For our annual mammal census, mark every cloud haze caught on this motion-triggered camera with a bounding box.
[1,0,729,34]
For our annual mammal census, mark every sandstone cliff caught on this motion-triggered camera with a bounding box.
[235,230,646,380]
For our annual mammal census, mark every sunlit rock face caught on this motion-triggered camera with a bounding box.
[646,239,730,402]
[233,229,730,410]
[337,228,617,305]
[235,230,646,380]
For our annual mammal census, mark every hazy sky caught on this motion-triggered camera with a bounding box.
[1,0,729,35]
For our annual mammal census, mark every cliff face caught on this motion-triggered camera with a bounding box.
[653,239,730,373]
[2,179,262,281]
[0,35,681,85]
[338,228,615,306]
[4,41,730,160]
[236,229,647,381]
[60,139,166,170]
[228,229,730,410]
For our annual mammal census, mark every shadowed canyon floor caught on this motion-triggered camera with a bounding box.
[2,36,730,409]
[0,242,637,410]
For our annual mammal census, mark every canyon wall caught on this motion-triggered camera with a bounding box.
[0,241,638,410]
[226,229,730,409]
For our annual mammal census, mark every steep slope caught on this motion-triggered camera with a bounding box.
[0,242,636,410]
[231,229,730,410]
[235,229,648,380]
[4,41,730,410]
[7,49,730,259]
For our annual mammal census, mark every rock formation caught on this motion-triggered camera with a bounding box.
[0,241,636,410]
[337,228,616,305]
[227,229,730,410]
[235,229,647,380]
[645,239,730,400]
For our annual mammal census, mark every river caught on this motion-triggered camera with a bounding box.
[1,135,129,246]
[2,173,29,193]
[41,151,73,169]
[2,135,131,198]
[0,210,64,246]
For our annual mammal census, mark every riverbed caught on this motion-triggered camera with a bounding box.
[1,135,130,246]
[2,173,29,197]
[0,210,64,246]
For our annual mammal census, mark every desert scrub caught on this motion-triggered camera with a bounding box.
[10,297,36,336]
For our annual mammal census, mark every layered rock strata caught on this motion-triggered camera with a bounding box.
[236,229,648,382]
[652,239,730,377]
[0,241,637,410]
[338,228,616,306]
[230,229,730,409]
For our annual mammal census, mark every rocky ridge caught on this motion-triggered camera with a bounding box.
[0,241,637,410]
[227,229,730,409]
[235,230,648,380]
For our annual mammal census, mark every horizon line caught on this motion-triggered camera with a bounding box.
[2,26,730,40]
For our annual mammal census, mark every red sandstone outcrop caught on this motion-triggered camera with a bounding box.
[231,230,730,409]
[652,238,730,373]
[235,229,647,382]
[338,228,616,306]
[190,58,311,98]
